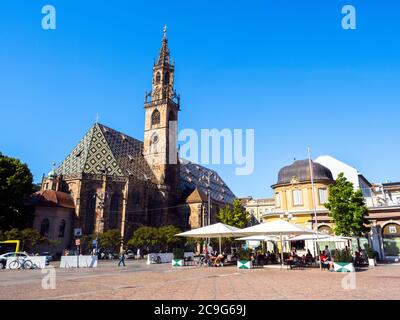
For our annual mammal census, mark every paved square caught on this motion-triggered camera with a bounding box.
[0,261,399,300]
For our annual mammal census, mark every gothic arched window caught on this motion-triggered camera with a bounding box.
[85,191,96,234]
[165,72,170,85]
[151,109,160,126]
[169,110,175,122]
[156,72,161,84]
[109,192,122,229]
[58,219,66,238]
[168,110,176,128]
[132,191,140,204]
[40,219,50,237]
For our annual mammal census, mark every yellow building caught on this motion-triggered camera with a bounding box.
[263,159,335,234]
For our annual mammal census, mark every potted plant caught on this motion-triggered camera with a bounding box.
[364,244,376,267]
[333,249,355,272]
[237,248,252,269]
[172,248,184,267]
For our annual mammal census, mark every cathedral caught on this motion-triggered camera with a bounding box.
[33,28,236,252]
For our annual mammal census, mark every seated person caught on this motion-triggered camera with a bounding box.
[305,249,314,262]
[320,253,334,271]
[257,253,267,266]
[285,253,294,265]
[214,252,225,267]
[320,253,328,268]
[208,252,217,264]
[268,252,277,263]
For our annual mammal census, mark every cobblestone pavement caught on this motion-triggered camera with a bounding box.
[0,261,399,300]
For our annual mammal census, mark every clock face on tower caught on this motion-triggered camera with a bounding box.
[152,133,159,145]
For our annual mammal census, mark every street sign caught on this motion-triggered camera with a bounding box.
[74,228,82,237]
[75,239,81,246]
[92,240,97,246]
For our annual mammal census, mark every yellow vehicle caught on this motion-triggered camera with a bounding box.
[0,240,21,255]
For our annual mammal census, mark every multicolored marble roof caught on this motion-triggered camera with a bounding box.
[55,123,236,203]
[179,159,236,204]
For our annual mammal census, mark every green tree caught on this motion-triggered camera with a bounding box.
[80,234,95,253]
[127,226,159,249]
[325,173,370,237]
[217,199,250,252]
[0,153,35,231]
[4,228,45,251]
[158,225,183,251]
[96,229,123,253]
[217,199,250,229]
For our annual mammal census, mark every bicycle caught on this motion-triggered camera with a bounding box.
[150,254,162,264]
[199,254,213,267]
[8,257,38,270]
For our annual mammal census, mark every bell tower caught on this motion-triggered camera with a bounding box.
[144,26,180,187]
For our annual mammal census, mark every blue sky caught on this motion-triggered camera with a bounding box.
[0,0,399,198]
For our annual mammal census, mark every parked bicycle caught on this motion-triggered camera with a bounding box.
[8,257,38,270]
[199,254,212,267]
[150,254,162,264]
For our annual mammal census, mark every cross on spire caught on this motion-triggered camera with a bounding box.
[163,25,167,38]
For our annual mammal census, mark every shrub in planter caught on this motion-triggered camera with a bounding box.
[333,249,355,272]
[237,248,252,269]
[364,244,377,267]
[172,248,184,267]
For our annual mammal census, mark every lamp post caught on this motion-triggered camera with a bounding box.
[279,212,293,254]
[202,171,213,250]
[308,147,322,269]
[93,189,107,256]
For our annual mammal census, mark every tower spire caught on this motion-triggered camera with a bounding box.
[157,25,170,66]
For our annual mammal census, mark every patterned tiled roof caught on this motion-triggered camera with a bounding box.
[55,123,236,203]
[56,123,152,179]
[179,160,236,204]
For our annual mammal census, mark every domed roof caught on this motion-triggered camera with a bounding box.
[275,159,334,186]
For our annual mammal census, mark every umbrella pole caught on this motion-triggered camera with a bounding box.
[280,233,284,270]
[219,236,222,253]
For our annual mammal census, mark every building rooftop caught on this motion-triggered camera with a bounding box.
[54,123,236,204]
[274,159,334,186]
[32,190,75,209]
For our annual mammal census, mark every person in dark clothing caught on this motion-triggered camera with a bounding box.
[118,250,126,267]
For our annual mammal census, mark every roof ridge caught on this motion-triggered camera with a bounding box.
[97,123,143,144]
[56,123,96,175]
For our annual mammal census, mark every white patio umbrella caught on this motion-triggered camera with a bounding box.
[235,235,277,252]
[315,235,355,252]
[175,223,241,253]
[288,233,330,241]
[233,220,315,268]
[235,235,277,242]
[315,236,354,242]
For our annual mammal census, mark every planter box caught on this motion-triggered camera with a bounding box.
[172,259,184,267]
[368,258,376,267]
[333,262,355,272]
[237,260,252,269]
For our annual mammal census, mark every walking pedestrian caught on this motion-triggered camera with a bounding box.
[118,250,126,267]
